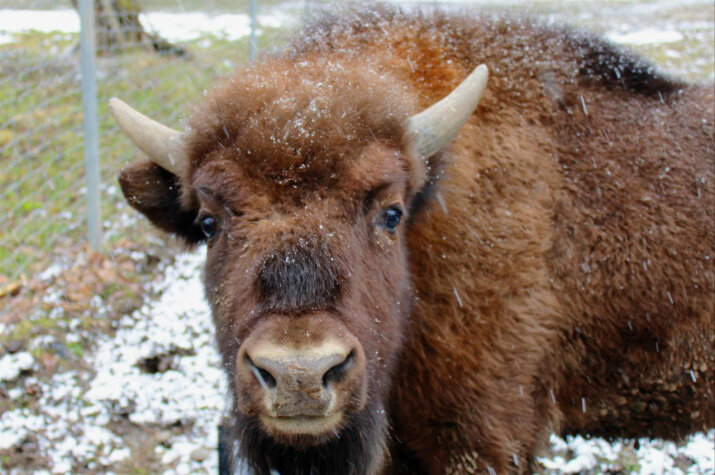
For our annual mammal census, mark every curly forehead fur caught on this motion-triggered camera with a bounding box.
[184,58,418,197]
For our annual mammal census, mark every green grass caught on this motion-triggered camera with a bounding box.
[0,24,295,280]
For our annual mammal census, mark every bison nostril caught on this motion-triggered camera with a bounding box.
[246,356,277,389]
[322,350,355,387]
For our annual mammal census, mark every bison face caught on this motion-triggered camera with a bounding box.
[193,142,415,449]
[112,60,487,471]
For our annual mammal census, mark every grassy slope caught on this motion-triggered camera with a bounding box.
[0,19,293,281]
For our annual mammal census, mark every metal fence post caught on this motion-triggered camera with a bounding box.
[249,0,258,61]
[78,0,103,251]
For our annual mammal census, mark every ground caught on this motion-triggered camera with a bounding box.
[0,1,713,474]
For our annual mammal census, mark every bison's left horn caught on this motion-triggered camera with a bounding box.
[108,97,188,176]
[407,64,489,159]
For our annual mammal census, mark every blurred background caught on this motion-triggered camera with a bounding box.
[0,1,713,473]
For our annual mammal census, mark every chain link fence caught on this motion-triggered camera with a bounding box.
[1,0,713,285]
[0,0,315,285]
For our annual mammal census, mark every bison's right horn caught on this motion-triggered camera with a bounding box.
[407,64,489,159]
[109,98,188,176]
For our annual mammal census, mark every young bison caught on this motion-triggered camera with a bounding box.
[111,5,714,474]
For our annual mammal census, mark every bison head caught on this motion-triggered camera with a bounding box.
[112,59,487,473]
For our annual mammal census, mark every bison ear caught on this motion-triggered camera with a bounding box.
[118,161,205,244]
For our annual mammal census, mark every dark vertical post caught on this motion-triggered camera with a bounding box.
[249,0,258,61]
[218,423,233,475]
[78,0,103,251]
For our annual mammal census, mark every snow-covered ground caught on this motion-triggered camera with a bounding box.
[1,248,713,474]
[0,250,227,474]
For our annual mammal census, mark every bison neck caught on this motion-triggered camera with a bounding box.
[234,403,387,475]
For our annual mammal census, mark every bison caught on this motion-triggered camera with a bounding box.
[110,4,714,474]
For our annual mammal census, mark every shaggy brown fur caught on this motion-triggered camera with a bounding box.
[118,4,714,474]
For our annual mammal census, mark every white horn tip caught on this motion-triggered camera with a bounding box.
[407,63,490,159]
[107,97,186,176]
[108,97,126,118]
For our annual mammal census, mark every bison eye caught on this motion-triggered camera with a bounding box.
[199,215,219,240]
[378,207,403,232]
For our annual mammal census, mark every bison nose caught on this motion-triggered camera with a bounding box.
[248,351,354,390]
[244,348,356,417]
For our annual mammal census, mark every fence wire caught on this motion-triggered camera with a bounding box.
[0,0,315,284]
[0,0,712,285]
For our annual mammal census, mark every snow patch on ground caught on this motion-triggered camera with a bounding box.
[138,10,298,42]
[0,8,297,44]
[541,432,715,474]
[0,249,228,473]
[0,352,35,382]
[608,29,684,45]
[0,9,79,34]
[0,409,44,451]
[85,250,225,429]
